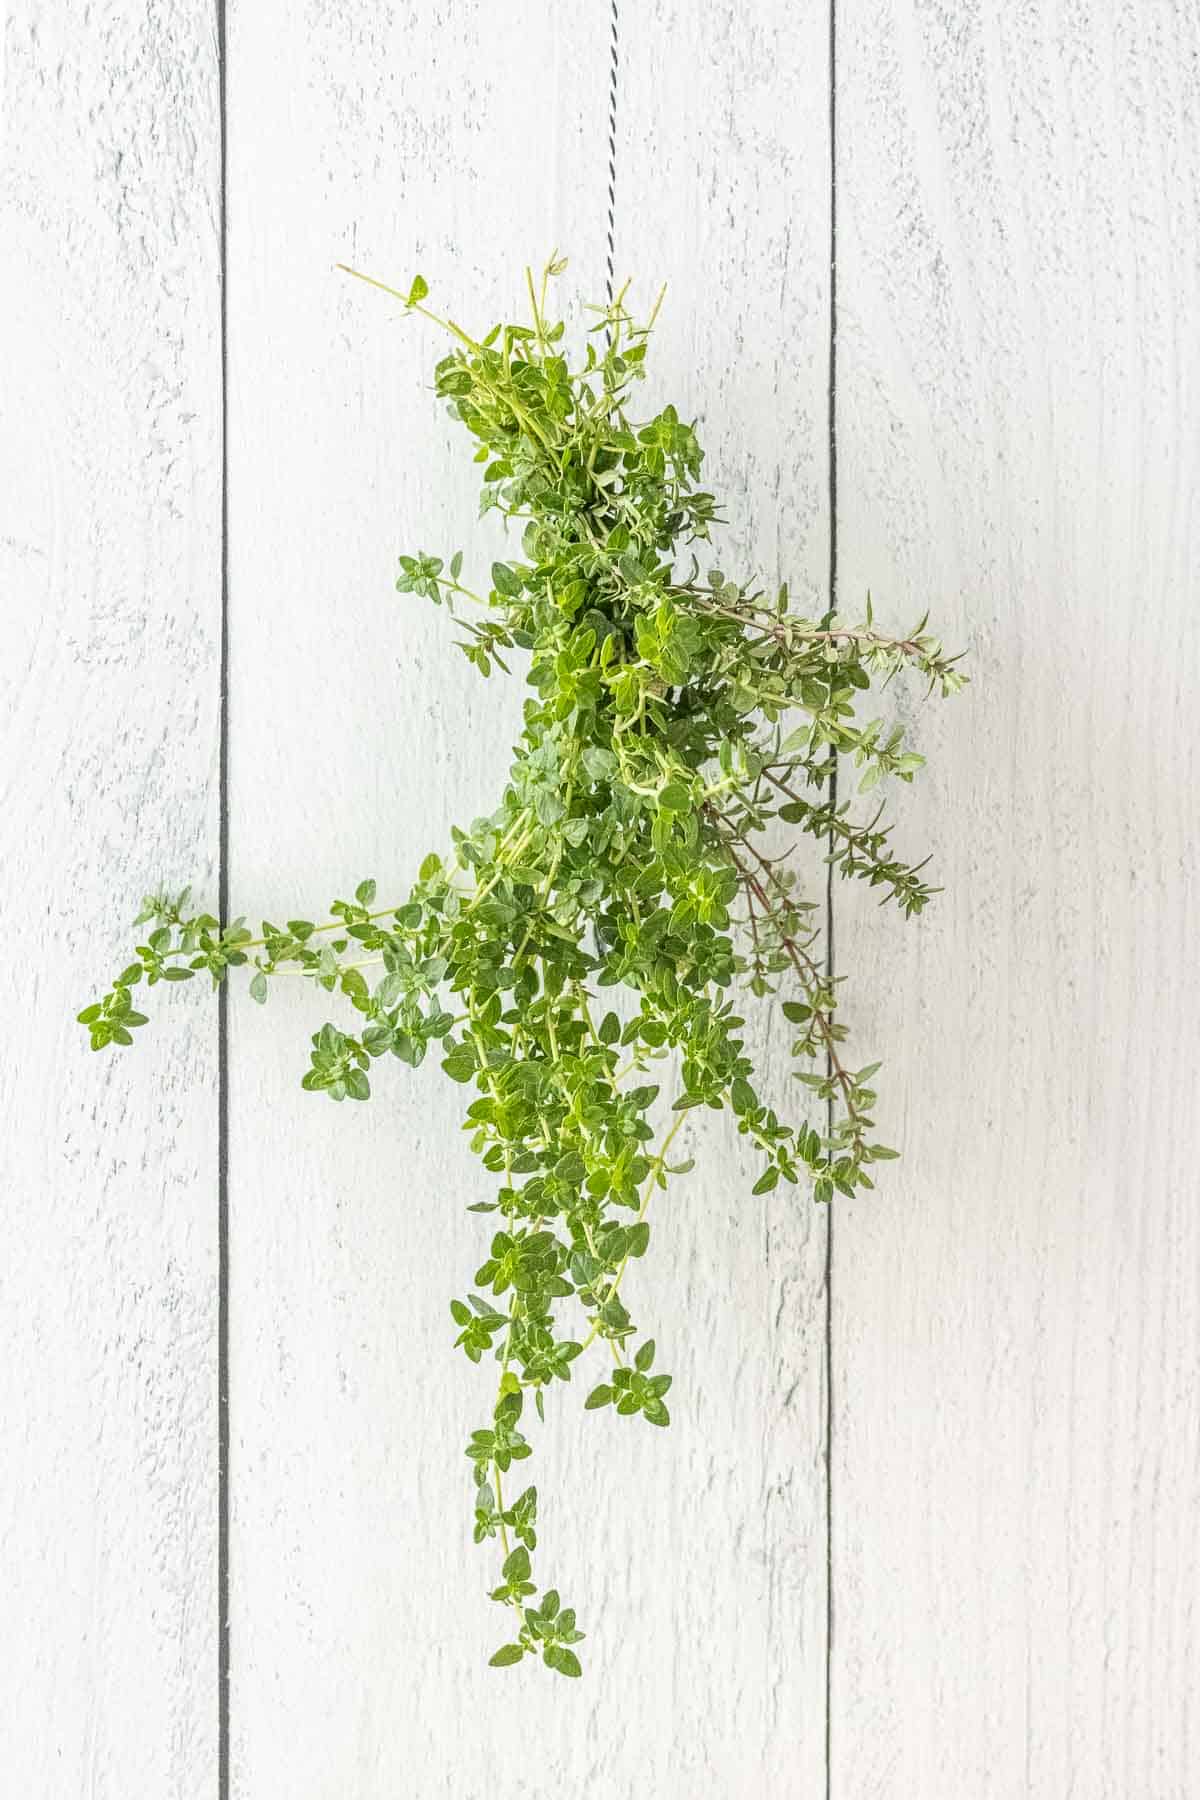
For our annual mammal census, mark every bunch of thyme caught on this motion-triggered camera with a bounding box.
[81,259,965,1676]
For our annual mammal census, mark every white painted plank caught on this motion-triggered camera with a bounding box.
[833,4,1200,1794]
[223,5,623,1794]
[0,2,221,1794]
[610,3,831,1790]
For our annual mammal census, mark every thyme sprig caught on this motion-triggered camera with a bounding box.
[80,259,965,1675]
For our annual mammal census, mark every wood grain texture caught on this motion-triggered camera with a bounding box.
[223,4,613,1794]
[0,2,221,1794]
[612,3,831,1790]
[832,4,1200,1794]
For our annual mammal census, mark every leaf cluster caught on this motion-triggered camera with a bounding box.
[81,258,965,1674]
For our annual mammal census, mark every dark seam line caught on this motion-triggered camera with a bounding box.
[824,0,838,1793]
[216,1,230,1795]
[605,0,619,308]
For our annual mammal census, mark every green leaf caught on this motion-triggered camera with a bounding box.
[491,561,522,598]
[502,1545,530,1583]
[249,972,269,1004]
[407,273,429,306]
[626,1221,650,1258]
[584,1384,613,1411]
[534,787,565,827]
[730,1077,756,1115]
[489,1643,525,1668]
[441,1046,476,1083]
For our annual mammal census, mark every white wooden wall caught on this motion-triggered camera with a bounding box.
[2,2,1197,1794]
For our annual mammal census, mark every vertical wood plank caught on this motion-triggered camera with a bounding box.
[223,5,621,1793]
[611,3,831,1790]
[833,3,1200,1793]
[0,2,221,1793]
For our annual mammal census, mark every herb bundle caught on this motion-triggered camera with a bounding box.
[81,259,965,1677]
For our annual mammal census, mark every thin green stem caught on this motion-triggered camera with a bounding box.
[578,1106,687,1355]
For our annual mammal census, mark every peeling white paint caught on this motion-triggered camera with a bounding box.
[0,3,221,1796]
